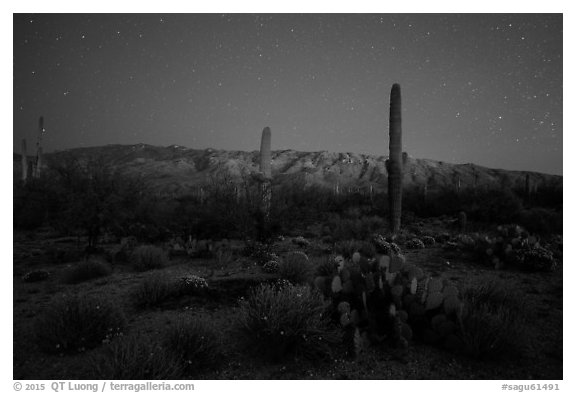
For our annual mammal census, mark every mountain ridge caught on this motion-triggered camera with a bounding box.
[13,143,562,198]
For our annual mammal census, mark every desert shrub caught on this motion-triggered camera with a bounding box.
[325,215,386,241]
[22,269,50,283]
[34,293,127,354]
[458,281,528,360]
[278,251,311,284]
[236,283,335,361]
[91,334,183,379]
[292,236,311,247]
[314,256,338,277]
[242,241,279,266]
[510,247,557,272]
[130,245,168,271]
[132,273,175,308]
[421,236,436,246]
[516,207,562,236]
[177,275,209,296]
[163,316,223,374]
[334,240,376,259]
[60,258,112,284]
[262,260,280,274]
[46,246,84,264]
[405,238,425,249]
[214,248,234,270]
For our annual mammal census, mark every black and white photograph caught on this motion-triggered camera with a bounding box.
[11,6,565,384]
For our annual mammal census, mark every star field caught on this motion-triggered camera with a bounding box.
[13,14,562,174]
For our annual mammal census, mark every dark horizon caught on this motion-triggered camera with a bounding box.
[13,14,563,175]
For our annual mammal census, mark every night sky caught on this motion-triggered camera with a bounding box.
[13,14,563,175]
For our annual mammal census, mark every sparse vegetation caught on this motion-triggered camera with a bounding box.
[60,258,112,284]
[13,140,562,380]
[236,283,335,362]
[34,294,127,354]
[163,316,223,374]
[130,245,169,271]
[458,281,529,360]
[278,251,311,285]
[132,272,175,308]
[91,334,183,379]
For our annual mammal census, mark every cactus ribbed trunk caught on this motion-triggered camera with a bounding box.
[34,116,44,179]
[35,147,43,179]
[260,127,272,220]
[459,211,467,233]
[21,139,28,182]
[388,83,403,234]
[525,173,531,201]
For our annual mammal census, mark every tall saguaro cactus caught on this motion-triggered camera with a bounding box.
[387,83,403,234]
[259,126,272,221]
[33,116,45,179]
[21,139,28,182]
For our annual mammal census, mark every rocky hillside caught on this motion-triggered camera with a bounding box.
[14,143,562,198]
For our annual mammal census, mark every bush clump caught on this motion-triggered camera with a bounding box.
[130,245,168,271]
[278,251,311,285]
[262,260,280,274]
[34,294,127,354]
[511,247,557,272]
[22,269,50,283]
[163,316,223,375]
[405,238,425,249]
[60,258,112,284]
[458,281,528,360]
[178,275,209,296]
[132,273,175,308]
[236,283,335,362]
[421,236,436,246]
[91,333,183,379]
[334,240,376,259]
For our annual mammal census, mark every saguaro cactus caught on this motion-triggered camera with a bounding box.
[21,139,28,182]
[387,83,403,234]
[259,126,272,220]
[524,173,531,201]
[33,116,44,179]
[458,211,467,233]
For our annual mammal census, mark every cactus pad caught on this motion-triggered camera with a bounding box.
[337,301,351,315]
[331,276,342,293]
[397,310,409,323]
[443,284,458,298]
[409,302,426,318]
[342,280,355,294]
[389,254,405,273]
[443,295,461,316]
[425,291,444,310]
[401,322,413,341]
[437,320,457,337]
[340,267,351,282]
[359,257,371,273]
[314,276,327,293]
[340,313,352,327]
[379,255,390,270]
[391,284,404,298]
[403,293,416,308]
[350,309,360,325]
[410,277,418,295]
[389,303,397,316]
[364,272,376,292]
[428,278,443,293]
[335,255,345,271]
[352,252,361,264]
[431,313,448,332]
